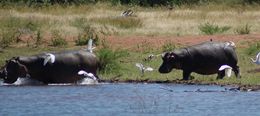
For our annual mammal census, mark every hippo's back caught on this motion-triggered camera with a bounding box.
[185,42,237,74]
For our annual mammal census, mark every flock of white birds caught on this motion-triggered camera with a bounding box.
[23,38,260,85]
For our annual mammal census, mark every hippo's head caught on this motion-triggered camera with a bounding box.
[3,57,28,84]
[159,52,181,73]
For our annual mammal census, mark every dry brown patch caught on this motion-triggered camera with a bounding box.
[104,34,260,50]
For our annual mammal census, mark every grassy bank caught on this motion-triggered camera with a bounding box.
[0,40,260,86]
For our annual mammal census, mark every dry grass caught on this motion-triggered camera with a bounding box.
[1,3,260,37]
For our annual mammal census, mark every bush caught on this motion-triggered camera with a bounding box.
[245,42,260,55]
[75,24,99,46]
[0,31,15,48]
[97,40,129,74]
[199,23,231,35]
[50,30,67,47]
[235,24,251,35]
[97,48,129,74]
[161,42,176,52]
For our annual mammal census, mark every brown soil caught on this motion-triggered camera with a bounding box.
[104,34,260,50]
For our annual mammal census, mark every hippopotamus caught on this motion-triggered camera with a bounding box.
[159,41,240,80]
[1,50,99,84]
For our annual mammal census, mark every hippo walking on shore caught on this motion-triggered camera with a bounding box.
[159,41,240,80]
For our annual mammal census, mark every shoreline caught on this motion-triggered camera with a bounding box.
[100,79,260,92]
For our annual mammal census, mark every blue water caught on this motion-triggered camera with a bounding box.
[0,83,260,116]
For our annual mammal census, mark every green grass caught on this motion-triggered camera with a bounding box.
[235,24,251,35]
[199,22,231,35]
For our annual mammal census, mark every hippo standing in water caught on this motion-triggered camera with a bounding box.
[159,41,240,80]
[1,50,99,84]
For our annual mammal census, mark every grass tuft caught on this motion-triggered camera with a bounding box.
[245,42,260,55]
[199,22,231,35]
[235,24,251,35]
[50,30,67,47]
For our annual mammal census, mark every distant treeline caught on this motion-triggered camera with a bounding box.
[1,0,260,7]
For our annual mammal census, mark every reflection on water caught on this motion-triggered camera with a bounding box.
[0,83,260,116]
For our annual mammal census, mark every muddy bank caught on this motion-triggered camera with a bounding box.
[100,79,260,92]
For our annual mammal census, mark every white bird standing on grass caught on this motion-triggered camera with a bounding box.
[135,63,154,76]
[251,52,260,65]
[43,53,55,66]
[87,39,96,53]
[219,65,233,77]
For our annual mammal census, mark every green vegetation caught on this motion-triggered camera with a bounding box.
[75,24,99,46]
[245,42,260,55]
[50,30,68,47]
[199,23,231,35]
[235,24,251,35]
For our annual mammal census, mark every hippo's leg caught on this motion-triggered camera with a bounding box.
[233,65,241,78]
[182,71,192,80]
[217,71,225,79]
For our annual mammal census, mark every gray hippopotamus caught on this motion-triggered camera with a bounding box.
[1,50,99,84]
[159,41,240,80]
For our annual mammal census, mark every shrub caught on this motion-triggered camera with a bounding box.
[199,23,231,35]
[97,40,129,74]
[235,24,251,35]
[50,30,67,47]
[97,48,129,74]
[75,24,99,46]
[161,42,176,52]
[245,42,260,55]
[0,31,15,48]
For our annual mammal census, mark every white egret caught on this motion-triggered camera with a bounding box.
[219,65,233,77]
[224,41,236,48]
[87,39,96,53]
[43,53,55,66]
[135,63,154,76]
[144,54,161,61]
[251,52,260,65]
[78,70,97,80]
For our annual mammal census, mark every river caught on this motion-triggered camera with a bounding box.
[0,83,260,116]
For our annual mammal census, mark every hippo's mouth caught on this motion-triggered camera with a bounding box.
[158,66,172,73]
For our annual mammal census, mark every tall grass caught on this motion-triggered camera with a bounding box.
[91,17,143,29]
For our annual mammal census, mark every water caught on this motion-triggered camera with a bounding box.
[0,83,260,116]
